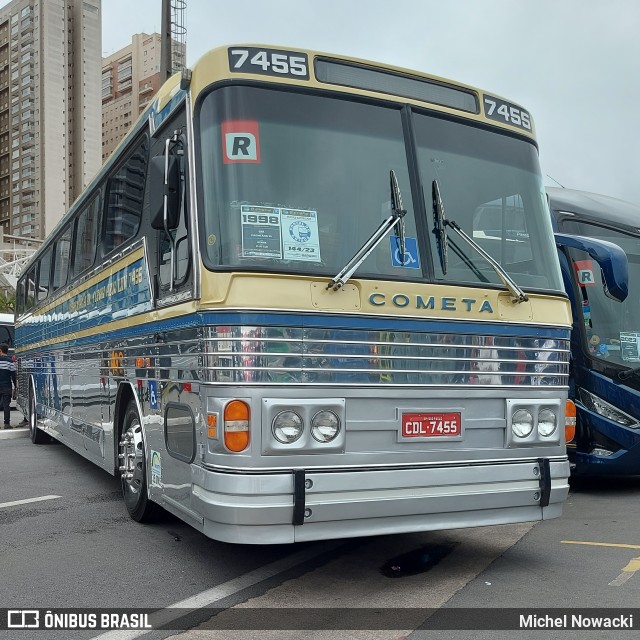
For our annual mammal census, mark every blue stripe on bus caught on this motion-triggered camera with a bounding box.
[16,310,570,354]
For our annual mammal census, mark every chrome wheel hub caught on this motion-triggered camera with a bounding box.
[118,424,144,495]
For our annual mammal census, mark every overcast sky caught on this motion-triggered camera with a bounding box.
[102,0,640,206]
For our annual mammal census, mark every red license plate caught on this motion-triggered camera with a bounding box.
[401,412,461,437]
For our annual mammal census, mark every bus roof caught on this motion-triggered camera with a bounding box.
[547,187,640,231]
[188,44,536,139]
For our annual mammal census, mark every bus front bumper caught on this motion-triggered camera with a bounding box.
[191,458,570,544]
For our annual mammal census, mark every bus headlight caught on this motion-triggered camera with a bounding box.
[272,410,304,444]
[579,389,639,428]
[538,408,557,437]
[311,410,340,442]
[512,409,534,438]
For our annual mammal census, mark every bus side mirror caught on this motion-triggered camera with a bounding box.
[150,155,180,230]
[555,232,628,302]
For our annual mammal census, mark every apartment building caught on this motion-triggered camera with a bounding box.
[0,0,102,241]
[101,33,163,162]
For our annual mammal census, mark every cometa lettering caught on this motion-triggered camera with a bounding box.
[369,293,493,314]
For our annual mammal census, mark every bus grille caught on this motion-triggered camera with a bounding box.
[201,326,569,387]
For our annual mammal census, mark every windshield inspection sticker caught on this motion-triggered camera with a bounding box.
[390,236,420,269]
[240,205,282,258]
[620,332,640,361]
[281,208,321,262]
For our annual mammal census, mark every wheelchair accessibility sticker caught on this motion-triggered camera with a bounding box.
[390,236,420,269]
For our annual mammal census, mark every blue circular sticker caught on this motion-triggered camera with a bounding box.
[289,220,311,244]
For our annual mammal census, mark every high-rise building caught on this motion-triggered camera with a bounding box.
[101,33,163,163]
[0,0,102,241]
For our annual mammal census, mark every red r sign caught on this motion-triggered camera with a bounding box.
[222,120,260,164]
[574,260,596,287]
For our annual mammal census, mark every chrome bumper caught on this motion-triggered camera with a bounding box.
[191,458,570,544]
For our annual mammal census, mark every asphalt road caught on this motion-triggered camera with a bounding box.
[1,434,639,640]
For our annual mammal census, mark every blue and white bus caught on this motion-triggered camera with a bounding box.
[549,187,640,476]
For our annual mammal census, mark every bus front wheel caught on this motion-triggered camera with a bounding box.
[118,400,157,522]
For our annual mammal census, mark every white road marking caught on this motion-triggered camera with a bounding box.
[0,495,61,509]
[609,556,640,587]
[92,541,345,640]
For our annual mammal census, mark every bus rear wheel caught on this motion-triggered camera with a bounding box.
[118,400,157,522]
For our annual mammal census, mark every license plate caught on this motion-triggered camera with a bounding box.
[401,412,461,438]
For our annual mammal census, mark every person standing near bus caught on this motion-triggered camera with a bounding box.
[0,343,16,428]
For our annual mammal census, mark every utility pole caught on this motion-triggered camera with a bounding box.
[160,0,187,82]
[160,0,172,82]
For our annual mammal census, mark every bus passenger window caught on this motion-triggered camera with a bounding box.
[15,279,25,315]
[73,195,100,276]
[158,135,189,289]
[103,136,149,254]
[37,248,52,301]
[25,267,36,310]
[52,227,72,291]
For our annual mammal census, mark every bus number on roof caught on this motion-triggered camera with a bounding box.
[228,47,309,80]
[483,95,532,132]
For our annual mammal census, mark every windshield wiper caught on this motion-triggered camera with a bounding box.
[432,179,528,304]
[432,180,449,274]
[328,170,406,291]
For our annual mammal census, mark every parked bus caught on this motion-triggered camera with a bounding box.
[0,312,15,354]
[549,187,640,476]
[15,45,583,544]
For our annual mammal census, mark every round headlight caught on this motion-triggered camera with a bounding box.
[538,408,557,437]
[272,410,303,444]
[512,409,534,438]
[311,410,340,442]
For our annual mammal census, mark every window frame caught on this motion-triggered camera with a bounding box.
[101,132,150,257]
[71,191,101,278]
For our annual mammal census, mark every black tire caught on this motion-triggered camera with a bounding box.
[29,386,50,444]
[119,400,157,523]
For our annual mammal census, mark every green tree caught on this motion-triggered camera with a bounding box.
[0,292,15,312]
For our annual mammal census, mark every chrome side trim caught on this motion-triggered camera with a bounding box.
[162,494,205,526]
[201,455,569,475]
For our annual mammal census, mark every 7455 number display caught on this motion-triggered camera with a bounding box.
[228,47,309,80]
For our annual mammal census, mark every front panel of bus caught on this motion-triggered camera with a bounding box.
[15,46,572,543]
[556,214,640,475]
[172,47,571,542]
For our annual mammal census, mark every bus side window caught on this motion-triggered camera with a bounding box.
[72,194,100,277]
[51,227,72,292]
[24,266,36,311]
[150,117,190,293]
[15,278,25,316]
[37,247,52,302]
[103,135,150,255]
[158,143,189,288]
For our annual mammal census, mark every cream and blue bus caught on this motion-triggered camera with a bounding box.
[16,45,575,543]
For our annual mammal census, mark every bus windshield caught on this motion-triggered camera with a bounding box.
[197,85,563,293]
[413,112,562,291]
[562,219,640,366]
